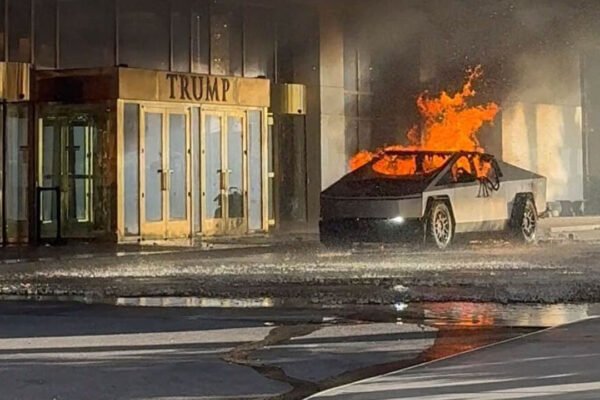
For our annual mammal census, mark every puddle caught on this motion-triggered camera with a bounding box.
[409,301,600,327]
[2,293,598,330]
[108,298,600,328]
[115,296,277,308]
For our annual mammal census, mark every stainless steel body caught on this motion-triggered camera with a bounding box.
[320,151,547,243]
[320,195,423,220]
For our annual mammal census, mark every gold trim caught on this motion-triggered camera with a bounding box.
[119,68,270,107]
[0,62,30,101]
[116,100,125,240]
[201,107,251,236]
[139,105,193,240]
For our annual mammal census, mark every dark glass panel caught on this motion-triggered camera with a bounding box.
[119,0,169,70]
[0,0,5,61]
[191,0,209,74]
[33,0,56,68]
[58,0,114,68]
[210,0,242,76]
[275,6,319,86]
[172,0,191,72]
[8,0,32,62]
[244,5,273,78]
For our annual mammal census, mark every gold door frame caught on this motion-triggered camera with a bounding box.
[139,105,192,240]
[201,107,248,236]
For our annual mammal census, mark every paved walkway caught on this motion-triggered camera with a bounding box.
[309,317,600,399]
[0,232,317,265]
[0,216,599,265]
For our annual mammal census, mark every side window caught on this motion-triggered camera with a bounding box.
[436,155,477,185]
[451,156,477,183]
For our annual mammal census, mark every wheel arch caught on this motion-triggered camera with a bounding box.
[423,195,456,248]
[424,195,455,223]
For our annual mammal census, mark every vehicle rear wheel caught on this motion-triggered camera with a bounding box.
[427,201,454,249]
[511,197,537,244]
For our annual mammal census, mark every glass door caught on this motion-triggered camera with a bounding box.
[65,123,94,231]
[5,104,29,243]
[140,106,191,240]
[201,110,248,236]
[39,114,96,239]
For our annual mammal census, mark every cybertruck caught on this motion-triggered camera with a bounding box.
[320,151,546,249]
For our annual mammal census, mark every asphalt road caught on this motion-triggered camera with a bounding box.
[310,317,600,400]
[0,301,543,400]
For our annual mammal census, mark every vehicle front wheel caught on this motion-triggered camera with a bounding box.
[427,201,455,249]
[512,197,538,244]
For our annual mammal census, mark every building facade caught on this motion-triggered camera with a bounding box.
[3,0,600,245]
[0,0,323,244]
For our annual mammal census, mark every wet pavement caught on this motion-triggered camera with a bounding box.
[2,239,600,304]
[0,300,597,400]
[310,316,600,400]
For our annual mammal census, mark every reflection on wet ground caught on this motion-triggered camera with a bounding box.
[409,302,600,327]
[294,302,600,398]
[0,298,596,400]
[4,294,598,328]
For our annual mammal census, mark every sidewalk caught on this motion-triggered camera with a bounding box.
[538,216,600,241]
[0,216,598,266]
[309,316,600,399]
[0,232,318,265]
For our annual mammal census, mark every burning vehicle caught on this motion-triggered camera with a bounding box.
[320,150,547,249]
[321,66,546,248]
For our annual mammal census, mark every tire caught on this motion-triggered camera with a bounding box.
[427,201,455,249]
[511,197,538,244]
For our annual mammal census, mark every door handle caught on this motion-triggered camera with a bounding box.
[160,171,168,191]
[219,170,226,191]
[60,176,69,193]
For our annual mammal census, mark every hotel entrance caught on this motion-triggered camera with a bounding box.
[30,65,269,243]
[106,67,270,242]
[139,106,191,240]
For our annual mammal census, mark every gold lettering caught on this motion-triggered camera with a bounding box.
[191,76,204,101]
[222,78,231,102]
[180,75,192,100]
[166,74,178,99]
[206,77,219,102]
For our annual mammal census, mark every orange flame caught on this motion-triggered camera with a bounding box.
[349,66,499,176]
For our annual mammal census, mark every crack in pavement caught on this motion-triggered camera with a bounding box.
[221,316,538,400]
[222,324,323,400]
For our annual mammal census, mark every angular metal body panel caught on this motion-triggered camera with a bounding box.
[320,151,547,242]
[321,195,422,220]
